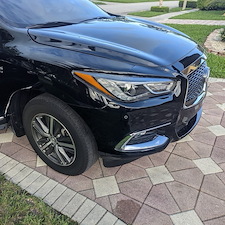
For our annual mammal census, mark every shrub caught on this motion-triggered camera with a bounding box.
[179,1,197,8]
[151,6,169,13]
[197,0,206,9]
[197,0,225,10]
[221,28,225,42]
[206,0,225,10]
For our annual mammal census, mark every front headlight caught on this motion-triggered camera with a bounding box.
[73,71,176,102]
[97,78,176,101]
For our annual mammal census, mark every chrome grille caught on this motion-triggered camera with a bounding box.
[186,62,206,105]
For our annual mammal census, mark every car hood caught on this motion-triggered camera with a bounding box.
[28,17,198,67]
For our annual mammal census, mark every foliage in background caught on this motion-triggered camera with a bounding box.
[222,28,225,41]
[197,0,225,10]
[166,24,225,78]
[179,1,197,8]
[151,6,169,12]
[0,175,77,225]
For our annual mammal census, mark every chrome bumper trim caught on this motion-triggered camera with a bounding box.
[115,122,171,153]
[122,135,169,152]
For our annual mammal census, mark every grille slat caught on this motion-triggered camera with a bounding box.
[186,62,206,106]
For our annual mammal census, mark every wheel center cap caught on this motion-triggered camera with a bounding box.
[51,137,57,145]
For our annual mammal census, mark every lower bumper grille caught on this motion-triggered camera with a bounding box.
[115,123,171,153]
[185,61,207,107]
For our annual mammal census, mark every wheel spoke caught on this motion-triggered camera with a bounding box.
[58,146,72,163]
[53,122,61,136]
[40,140,52,151]
[54,145,67,165]
[60,147,74,154]
[48,152,59,164]
[57,141,74,149]
[33,121,50,138]
[36,117,49,134]
[49,117,54,135]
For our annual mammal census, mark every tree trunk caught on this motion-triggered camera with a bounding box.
[159,0,163,7]
[182,0,188,10]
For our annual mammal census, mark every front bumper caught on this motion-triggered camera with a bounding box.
[76,89,205,167]
[100,105,203,167]
[73,56,209,167]
[100,69,208,166]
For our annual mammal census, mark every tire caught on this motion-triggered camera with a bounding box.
[22,93,98,175]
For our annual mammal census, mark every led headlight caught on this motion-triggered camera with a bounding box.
[145,81,176,94]
[96,79,150,101]
[74,71,176,102]
[97,78,176,101]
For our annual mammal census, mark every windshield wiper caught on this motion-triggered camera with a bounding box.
[27,21,74,29]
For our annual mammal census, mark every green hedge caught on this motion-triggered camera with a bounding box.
[179,1,197,8]
[151,6,169,13]
[197,0,225,10]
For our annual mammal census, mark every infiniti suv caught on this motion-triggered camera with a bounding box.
[0,0,209,175]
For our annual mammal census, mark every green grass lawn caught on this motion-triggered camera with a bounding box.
[129,10,165,17]
[97,0,176,3]
[93,1,106,4]
[129,7,192,17]
[0,175,77,225]
[166,24,225,78]
[171,10,225,20]
[170,7,192,12]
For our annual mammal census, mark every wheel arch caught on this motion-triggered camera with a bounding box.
[6,79,82,137]
[7,85,44,137]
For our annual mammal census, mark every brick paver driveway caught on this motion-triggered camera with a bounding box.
[1,79,225,225]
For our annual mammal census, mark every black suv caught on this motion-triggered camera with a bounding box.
[0,0,209,175]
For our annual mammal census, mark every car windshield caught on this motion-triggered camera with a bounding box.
[0,0,110,28]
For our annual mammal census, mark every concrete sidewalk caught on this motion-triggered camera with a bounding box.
[161,19,225,25]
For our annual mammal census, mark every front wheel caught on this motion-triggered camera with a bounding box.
[22,93,98,175]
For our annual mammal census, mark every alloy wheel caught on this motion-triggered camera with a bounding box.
[31,113,76,166]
